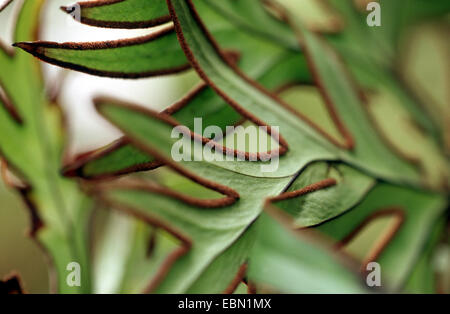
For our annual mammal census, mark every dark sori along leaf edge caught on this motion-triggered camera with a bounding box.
[0,0,448,294]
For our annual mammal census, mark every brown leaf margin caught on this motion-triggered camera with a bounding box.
[94,97,288,174]
[91,176,237,293]
[263,178,408,287]
[335,207,405,272]
[59,0,360,179]
[61,48,243,179]
[223,263,248,294]
[94,184,259,294]
[0,81,23,124]
[63,0,360,179]
[263,0,344,34]
[0,0,87,293]
[62,83,229,180]
[0,0,13,12]
[256,182,367,292]
[283,4,438,187]
[268,177,337,202]
[94,192,192,293]
[89,175,343,293]
[267,178,407,269]
[0,0,18,57]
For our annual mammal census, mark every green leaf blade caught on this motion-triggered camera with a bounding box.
[14,27,189,78]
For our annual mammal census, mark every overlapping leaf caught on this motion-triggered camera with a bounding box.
[315,183,447,291]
